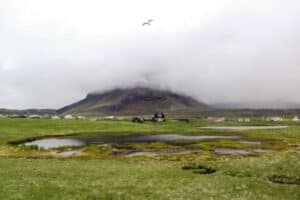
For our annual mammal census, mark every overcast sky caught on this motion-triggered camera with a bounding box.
[1,0,300,109]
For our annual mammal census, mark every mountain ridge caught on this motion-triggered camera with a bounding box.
[58,87,211,116]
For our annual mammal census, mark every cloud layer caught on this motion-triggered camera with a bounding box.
[1,0,300,109]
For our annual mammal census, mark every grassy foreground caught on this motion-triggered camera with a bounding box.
[0,118,299,199]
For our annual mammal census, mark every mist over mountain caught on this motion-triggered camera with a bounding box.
[1,1,300,109]
[214,102,300,110]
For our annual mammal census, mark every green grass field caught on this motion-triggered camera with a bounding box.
[0,118,299,199]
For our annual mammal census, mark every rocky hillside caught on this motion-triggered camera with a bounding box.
[58,87,211,116]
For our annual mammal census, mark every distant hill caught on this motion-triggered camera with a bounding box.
[0,108,57,115]
[2,88,300,117]
[58,87,211,116]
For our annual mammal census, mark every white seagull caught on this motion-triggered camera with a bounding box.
[142,19,154,26]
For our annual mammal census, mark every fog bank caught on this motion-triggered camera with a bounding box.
[1,0,300,109]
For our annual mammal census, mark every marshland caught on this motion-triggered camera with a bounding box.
[0,117,299,199]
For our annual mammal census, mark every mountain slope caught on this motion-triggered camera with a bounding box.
[58,87,211,116]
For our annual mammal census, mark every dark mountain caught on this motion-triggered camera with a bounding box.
[58,87,211,116]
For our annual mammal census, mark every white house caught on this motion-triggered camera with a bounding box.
[238,118,251,122]
[28,115,41,119]
[266,116,283,122]
[206,117,226,122]
[64,114,75,119]
[51,116,60,120]
[244,118,251,122]
[215,117,226,122]
[104,116,115,120]
[76,116,86,120]
[292,116,299,122]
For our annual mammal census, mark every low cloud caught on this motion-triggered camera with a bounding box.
[0,0,300,109]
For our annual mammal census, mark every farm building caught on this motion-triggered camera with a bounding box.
[238,118,251,122]
[64,115,75,119]
[51,116,60,120]
[104,116,115,120]
[28,115,41,119]
[76,116,86,120]
[206,117,226,122]
[0,114,7,118]
[292,116,299,122]
[266,116,283,122]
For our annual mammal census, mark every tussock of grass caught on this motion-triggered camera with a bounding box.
[187,140,252,151]
[182,163,216,174]
[119,142,179,150]
[268,175,300,185]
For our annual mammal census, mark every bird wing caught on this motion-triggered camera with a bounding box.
[142,19,154,26]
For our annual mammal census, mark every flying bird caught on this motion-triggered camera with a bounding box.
[142,19,154,26]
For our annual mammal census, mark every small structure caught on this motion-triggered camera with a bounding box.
[104,116,115,120]
[8,114,27,118]
[76,116,86,120]
[0,114,7,118]
[238,118,251,122]
[28,115,41,119]
[292,116,299,122]
[64,114,75,120]
[266,116,283,122]
[205,117,213,121]
[51,115,60,120]
[41,115,51,119]
[245,118,251,122]
[215,117,226,122]
[206,117,226,122]
[152,112,166,122]
[132,117,145,123]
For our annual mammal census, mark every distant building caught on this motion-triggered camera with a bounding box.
[206,117,215,121]
[64,114,75,119]
[41,115,51,119]
[266,116,283,122]
[292,116,299,122]
[215,117,226,122]
[28,115,41,119]
[51,116,60,120]
[238,118,251,122]
[8,114,27,118]
[76,116,86,120]
[104,116,115,120]
[206,117,226,122]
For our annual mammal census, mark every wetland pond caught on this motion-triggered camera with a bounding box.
[25,134,240,149]
[24,134,269,156]
[200,126,288,130]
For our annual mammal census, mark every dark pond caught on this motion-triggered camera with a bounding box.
[25,134,240,149]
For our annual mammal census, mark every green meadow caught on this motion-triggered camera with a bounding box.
[0,118,299,199]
